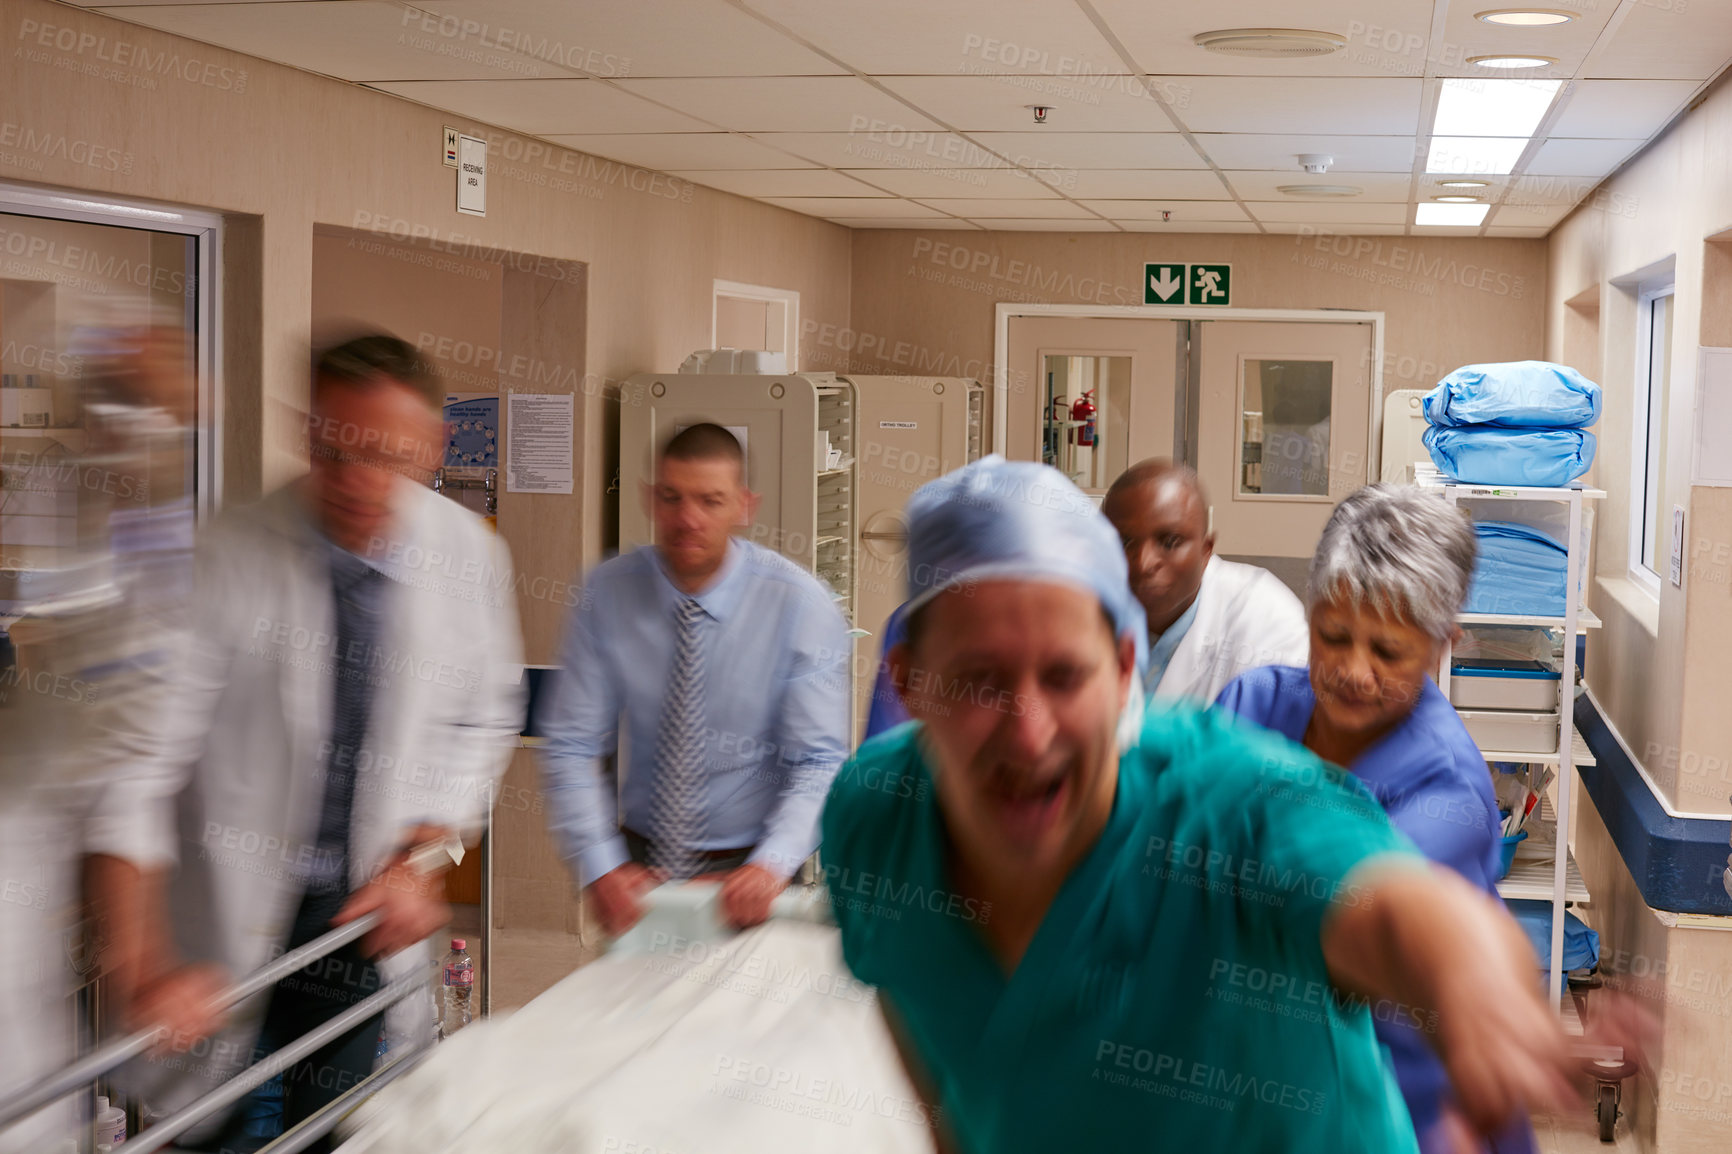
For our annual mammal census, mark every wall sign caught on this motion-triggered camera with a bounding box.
[444,393,498,468]
[1143,262,1233,306]
[457,134,486,217]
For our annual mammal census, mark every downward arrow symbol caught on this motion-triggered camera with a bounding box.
[1149,267,1182,301]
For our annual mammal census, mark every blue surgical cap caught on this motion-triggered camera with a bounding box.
[903,455,1149,676]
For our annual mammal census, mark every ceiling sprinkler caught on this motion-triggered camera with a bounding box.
[1029,105,1051,124]
[1298,153,1333,174]
[1162,210,1172,222]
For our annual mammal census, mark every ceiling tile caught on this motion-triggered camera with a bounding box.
[1247,202,1409,224]
[1522,137,1645,176]
[541,133,820,170]
[751,131,997,169]
[1179,77,1423,134]
[1194,133,1419,172]
[762,196,953,219]
[744,0,1121,77]
[613,77,941,132]
[1589,3,1732,79]
[1502,173,1601,206]
[1546,80,1700,139]
[829,217,982,229]
[1061,170,1229,199]
[1486,200,1574,229]
[395,0,844,77]
[1259,221,1406,235]
[89,1,581,82]
[1090,0,1438,77]
[1080,200,1251,222]
[1118,220,1264,233]
[1224,171,1413,202]
[368,78,707,134]
[963,132,1204,169]
[913,199,1096,219]
[973,219,1124,231]
[837,167,1061,198]
[876,75,1176,132]
[671,170,889,198]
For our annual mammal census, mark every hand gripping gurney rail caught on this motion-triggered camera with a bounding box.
[0,844,452,1154]
[337,883,934,1154]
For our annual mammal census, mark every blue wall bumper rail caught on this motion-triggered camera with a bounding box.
[1575,695,1732,916]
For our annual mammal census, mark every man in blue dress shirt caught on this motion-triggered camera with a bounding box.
[538,423,851,933]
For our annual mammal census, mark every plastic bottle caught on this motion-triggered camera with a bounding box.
[94,1094,127,1146]
[439,938,474,1039]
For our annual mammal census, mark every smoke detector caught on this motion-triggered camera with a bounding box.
[1297,153,1333,174]
[1193,29,1346,57]
[1277,184,1363,198]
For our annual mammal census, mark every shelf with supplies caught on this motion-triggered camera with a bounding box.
[1419,463,1601,1018]
[1457,607,1601,631]
[1413,464,1605,502]
[1476,726,1597,767]
[1497,796,1590,904]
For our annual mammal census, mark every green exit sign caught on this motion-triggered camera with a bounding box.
[1144,262,1233,306]
[1189,263,1231,306]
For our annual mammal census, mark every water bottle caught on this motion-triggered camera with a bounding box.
[439,938,474,1039]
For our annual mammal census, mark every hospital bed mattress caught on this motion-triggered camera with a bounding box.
[340,887,933,1154]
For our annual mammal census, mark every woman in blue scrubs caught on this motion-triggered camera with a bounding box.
[1216,484,1529,1154]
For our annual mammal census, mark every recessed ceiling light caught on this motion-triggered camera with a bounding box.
[1433,194,1484,203]
[1476,10,1575,25]
[1417,203,1491,226]
[1469,54,1558,69]
[1277,184,1363,198]
[1438,179,1491,188]
[1193,28,1346,57]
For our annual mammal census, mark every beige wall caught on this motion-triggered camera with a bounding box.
[1546,72,1732,820]
[0,0,852,945]
[843,229,1550,447]
[1545,71,1732,1154]
[0,0,852,567]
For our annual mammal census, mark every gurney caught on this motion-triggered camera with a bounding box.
[338,884,934,1154]
[0,877,930,1153]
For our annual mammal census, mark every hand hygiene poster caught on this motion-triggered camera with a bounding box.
[506,392,574,494]
[444,393,499,469]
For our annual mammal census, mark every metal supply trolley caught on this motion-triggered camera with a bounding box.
[1418,469,1631,1141]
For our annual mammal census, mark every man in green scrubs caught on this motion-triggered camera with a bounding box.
[822,456,1583,1153]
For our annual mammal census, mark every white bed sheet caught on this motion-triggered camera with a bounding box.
[343,887,935,1154]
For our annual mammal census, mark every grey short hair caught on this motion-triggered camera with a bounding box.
[1307,485,1477,640]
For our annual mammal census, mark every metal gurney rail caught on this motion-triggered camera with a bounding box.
[0,906,433,1152]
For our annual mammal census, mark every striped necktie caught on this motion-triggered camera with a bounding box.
[310,553,385,901]
[649,596,708,878]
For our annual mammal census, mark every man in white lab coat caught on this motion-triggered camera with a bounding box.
[117,336,523,1152]
[1101,460,1308,704]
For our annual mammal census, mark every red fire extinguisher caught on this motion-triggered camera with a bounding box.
[1070,390,1097,447]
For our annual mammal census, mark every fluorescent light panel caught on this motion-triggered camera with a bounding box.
[1426,136,1529,175]
[1416,202,1491,226]
[1433,77,1561,137]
